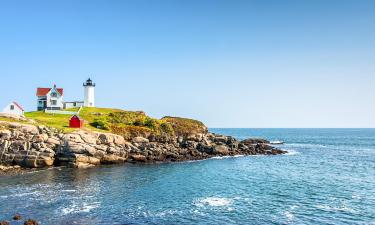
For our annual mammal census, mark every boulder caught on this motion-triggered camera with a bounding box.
[132,137,149,144]
[75,155,100,165]
[130,154,147,162]
[13,214,22,220]
[101,155,127,164]
[46,137,60,145]
[241,138,270,145]
[24,219,38,225]
[98,133,114,144]
[212,145,229,155]
[76,131,97,145]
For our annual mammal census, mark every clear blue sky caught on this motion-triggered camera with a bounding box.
[0,0,374,128]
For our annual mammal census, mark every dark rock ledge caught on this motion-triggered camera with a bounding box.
[0,121,287,171]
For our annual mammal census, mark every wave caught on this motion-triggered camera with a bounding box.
[285,143,327,148]
[60,201,100,215]
[211,155,245,160]
[315,204,355,213]
[194,197,233,207]
[284,211,294,221]
[284,149,300,156]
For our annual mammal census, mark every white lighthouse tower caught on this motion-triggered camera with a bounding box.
[83,78,95,107]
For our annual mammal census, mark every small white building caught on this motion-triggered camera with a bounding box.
[63,101,84,109]
[2,101,25,116]
[36,85,64,111]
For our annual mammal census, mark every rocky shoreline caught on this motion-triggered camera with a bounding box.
[0,121,287,173]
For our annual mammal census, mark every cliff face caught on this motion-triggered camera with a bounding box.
[0,121,286,171]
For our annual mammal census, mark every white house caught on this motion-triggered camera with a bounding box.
[2,101,25,116]
[36,85,64,111]
[36,79,96,111]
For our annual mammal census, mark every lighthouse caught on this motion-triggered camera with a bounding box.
[83,78,95,107]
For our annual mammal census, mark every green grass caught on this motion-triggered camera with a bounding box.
[23,107,120,132]
[22,107,207,138]
[24,111,75,132]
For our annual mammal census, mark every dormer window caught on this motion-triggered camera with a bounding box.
[10,105,14,110]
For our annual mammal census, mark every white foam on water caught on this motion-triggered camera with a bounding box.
[315,204,355,213]
[60,202,100,215]
[61,189,77,193]
[286,143,327,148]
[211,155,245,160]
[284,149,300,156]
[352,195,362,200]
[195,197,233,207]
[284,211,294,221]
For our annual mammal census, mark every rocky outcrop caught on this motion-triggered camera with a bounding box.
[0,122,58,169]
[56,131,130,168]
[0,121,286,171]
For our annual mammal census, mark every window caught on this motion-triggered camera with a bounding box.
[10,105,14,110]
[51,100,57,105]
[51,92,57,97]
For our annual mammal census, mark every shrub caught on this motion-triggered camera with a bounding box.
[90,118,110,130]
[160,122,175,135]
[161,116,207,136]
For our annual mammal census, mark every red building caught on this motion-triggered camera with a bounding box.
[69,115,84,128]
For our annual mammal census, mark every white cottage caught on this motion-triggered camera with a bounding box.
[36,85,64,111]
[2,101,24,116]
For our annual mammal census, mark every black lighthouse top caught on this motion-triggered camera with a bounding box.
[83,78,96,87]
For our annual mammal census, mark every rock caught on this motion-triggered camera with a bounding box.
[98,133,114,144]
[74,162,95,168]
[213,135,228,143]
[76,131,97,145]
[46,137,60,145]
[132,137,149,143]
[130,154,147,162]
[0,120,287,171]
[0,221,9,225]
[75,155,100,165]
[212,145,229,155]
[113,135,125,145]
[0,130,12,140]
[63,133,84,143]
[13,214,22,220]
[101,155,127,164]
[24,219,38,225]
[241,138,270,145]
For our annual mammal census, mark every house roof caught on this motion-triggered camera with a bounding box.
[12,101,24,111]
[70,115,83,120]
[36,87,64,97]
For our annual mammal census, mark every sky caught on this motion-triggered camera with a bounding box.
[0,0,374,128]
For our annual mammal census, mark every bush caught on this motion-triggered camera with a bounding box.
[90,118,110,130]
[110,125,152,140]
[160,122,175,135]
[161,116,207,136]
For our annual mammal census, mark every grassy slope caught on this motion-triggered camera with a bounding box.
[23,107,121,132]
[17,107,207,138]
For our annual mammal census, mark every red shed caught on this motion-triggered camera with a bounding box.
[69,115,84,128]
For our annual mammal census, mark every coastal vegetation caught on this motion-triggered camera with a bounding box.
[16,107,207,140]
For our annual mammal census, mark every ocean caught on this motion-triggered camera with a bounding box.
[0,128,374,225]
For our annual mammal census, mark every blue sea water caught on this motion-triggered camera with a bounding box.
[1,128,375,225]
